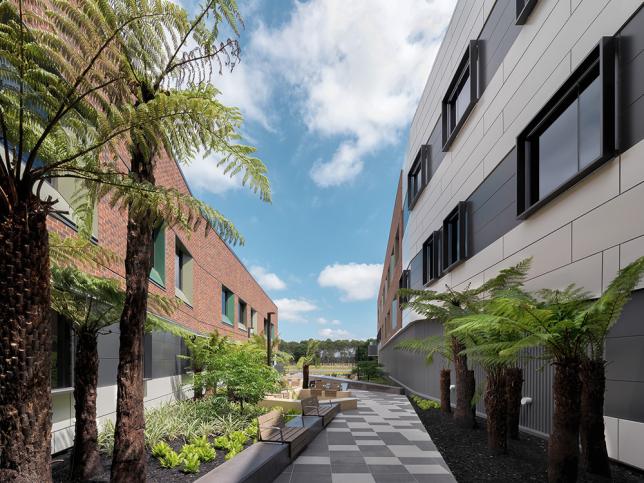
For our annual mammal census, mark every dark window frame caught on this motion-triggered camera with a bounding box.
[442,202,469,272]
[442,41,479,151]
[517,38,616,218]
[516,0,538,25]
[422,230,442,285]
[399,269,410,305]
[407,144,430,210]
[238,299,247,329]
[51,314,73,390]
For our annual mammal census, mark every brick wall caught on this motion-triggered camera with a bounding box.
[47,150,277,340]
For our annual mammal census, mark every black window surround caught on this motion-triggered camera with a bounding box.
[51,314,72,390]
[442,202,469,272]
[442,40,479,151]
[399,269,410,304]
[422,230,442,285]
[517,37,616,219]
[407,144,430,210]
[516,0,538,25]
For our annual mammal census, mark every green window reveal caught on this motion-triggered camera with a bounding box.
[149,226,165,286]
[238,299,247,329]
[222,286,234,325]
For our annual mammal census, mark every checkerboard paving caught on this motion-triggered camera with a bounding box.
[274,390,456,483]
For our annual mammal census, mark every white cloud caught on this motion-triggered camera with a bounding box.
[317,263,383,301]
[182,151,242,195]
[249,0,456,186]
[316,317,341,326]
[319,327,352,339]
[250,265,287,291]
[275,298,318,323]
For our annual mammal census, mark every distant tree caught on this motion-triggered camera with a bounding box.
[297,340,320,389]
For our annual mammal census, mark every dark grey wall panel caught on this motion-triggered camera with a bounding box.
[427,118,445,178]
[149,331,184,379]
[467,148,520,255]
[478,0,522,91]
[605,336,644,383]
[606,289,644,338]
[618,7,644,152]
[409,251,424,289]
[605,380,644,422]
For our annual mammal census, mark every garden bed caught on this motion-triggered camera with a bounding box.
[409,397,644,483]
[51,437,253,482]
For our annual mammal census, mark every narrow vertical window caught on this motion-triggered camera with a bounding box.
[442,203,468,271]
[222,286,234,325]
[174,238,193,304]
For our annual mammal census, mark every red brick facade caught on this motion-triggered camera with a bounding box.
[47,151,278,340]
[377,172,403,346]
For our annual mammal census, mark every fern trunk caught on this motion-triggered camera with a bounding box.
[303,364,310,389]
[439,369,451,414]
[505,367,523,440]
[70,329,101,481]
[485,367,508,455]
[580,359,611,477]
[0,204,52,483]
[452,337,475,428]
[548,360,581,483]
[110,147,155,483]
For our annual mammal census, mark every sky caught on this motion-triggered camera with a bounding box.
[180,0,457,341]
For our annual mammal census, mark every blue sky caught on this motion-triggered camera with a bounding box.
[180,0,456,341]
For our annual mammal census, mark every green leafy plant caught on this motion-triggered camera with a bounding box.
[97,419,115,455]
[214,430,248,460]
[411,395,441,411]
[180,451,201,474]
[158,449,183,469]
[151,441,174,459]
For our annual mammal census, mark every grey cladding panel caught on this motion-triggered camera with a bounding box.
[605,336,644,383]
[618,7,644,152]
[607,289,644,338]
[409,251,424,289]
[605,380,644,423]
[467,149,520,255]
[478,0,522,90]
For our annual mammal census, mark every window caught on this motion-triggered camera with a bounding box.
[391,299,398,330]
[516,0,537,25]
[238,299,247,329]
[222,286,234,325]
[422,230,442,285]
[149,226,165,286]
[407,145,430,209]
[442,202,468,271]
[144,333,152,380]
[48,177,99,237]
[399,269,410,305]
[250,309,258,334]
[51,313,72,389]
[517,39,616,218]
[442,41,479,151]
[174,238,193,304]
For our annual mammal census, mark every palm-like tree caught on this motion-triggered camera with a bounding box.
[396,336,453,414]
[399,259,530,428]
[576,256,644,477]
[50,264,176,481]
[297,339,320,389]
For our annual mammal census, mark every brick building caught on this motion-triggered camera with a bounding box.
[47,150,278,454]
[376,172,403,347]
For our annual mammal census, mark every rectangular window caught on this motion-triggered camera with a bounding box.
[516,0,537,25]
[407,145,430,210]
[51,314,72,389]
[391,299,398,330]
[399,269,410,305]
[238,299,247,329]
[442,202,468,271]
[149,226,165,287]
[222,286,234,325]
[442,41,479,151]
[250,308,258,334]
[422,230,442,285]
[517,39,615,218]
[174,238,193,304]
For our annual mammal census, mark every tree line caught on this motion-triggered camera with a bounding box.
[280,338,375,363]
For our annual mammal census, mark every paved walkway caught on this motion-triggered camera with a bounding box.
[275,390,456,483]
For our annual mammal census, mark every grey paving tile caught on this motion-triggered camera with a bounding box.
[367,464,412,475]
[331,474,376,483]
[330,452,366,464]
[358,445,395,457]
[404,465,450,475]
[290,473,332,483]
[331,464,371,474]
[295,456,331,465]
[292,463,332,474]
[413,476,457,483]
[363,457,401,465]
[373,475,417,483]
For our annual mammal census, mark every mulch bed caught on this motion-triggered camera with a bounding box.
[409,397,644,483]
[51,438,253,482]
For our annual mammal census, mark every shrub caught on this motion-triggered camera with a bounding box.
[412,395,441,411]
[180,452,201,474]
[214,430,248,460]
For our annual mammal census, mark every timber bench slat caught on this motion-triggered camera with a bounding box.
[257,410,311,458]
[300,396,340,427]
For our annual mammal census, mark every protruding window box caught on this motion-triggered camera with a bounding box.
[422,230,442,285]
[407,144,431,210]
[516,0,538,25]
[517,38,616,219]
[442,41,479,151]
[442,202,469,273]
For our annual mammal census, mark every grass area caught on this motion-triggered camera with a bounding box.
[285,363,354,376]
